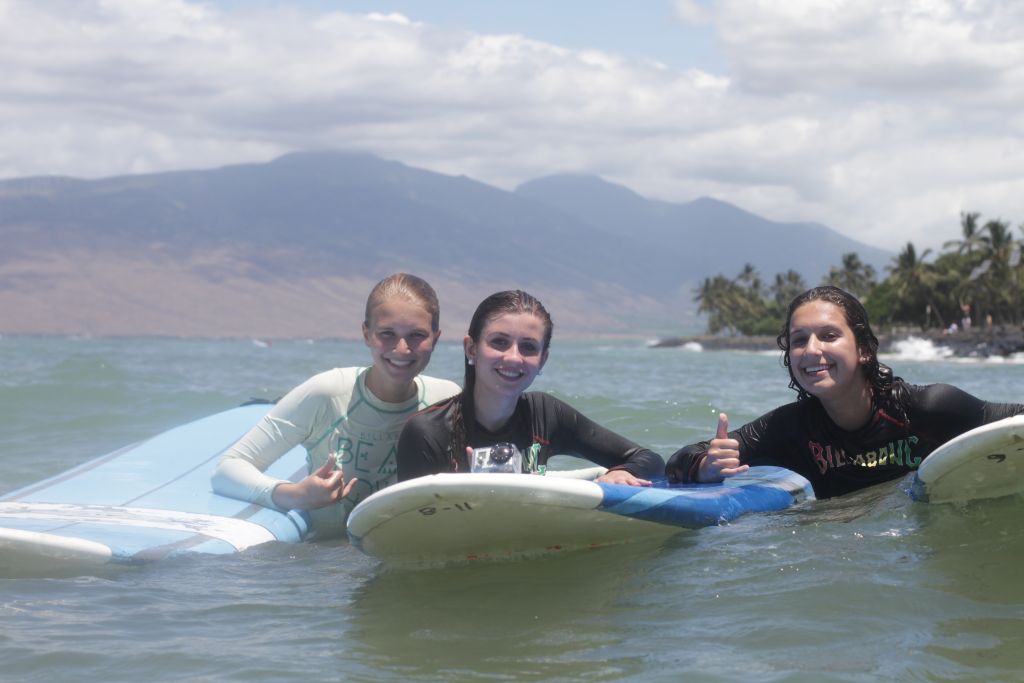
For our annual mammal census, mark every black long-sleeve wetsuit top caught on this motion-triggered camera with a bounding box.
[397,392,664,481]
[665,382,1024,498]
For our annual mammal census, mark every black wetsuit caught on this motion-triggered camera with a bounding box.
[397,392,664,481]
[666,383,1024,498]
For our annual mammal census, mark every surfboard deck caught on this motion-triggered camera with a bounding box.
[909,414,1024,504]
[0,404,308,576]
[346,466,814,565]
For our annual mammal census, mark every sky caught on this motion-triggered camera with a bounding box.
[3,0,1024,253]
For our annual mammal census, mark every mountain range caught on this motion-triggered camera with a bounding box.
[0,151,891,338]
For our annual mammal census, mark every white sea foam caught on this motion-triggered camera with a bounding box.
[681,342,703,352]
[881,336,1024,364]
[882,336,953,362]
[968,352,1024,365]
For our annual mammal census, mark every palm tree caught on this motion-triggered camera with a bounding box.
[735,263,765,300]
[773,270,807,307]
[822,252,876,299]
[984,219,1013,258]
[695,275,747,334]
[695,265,774,335]
[976,219,1015,323]
[887,242,945,328]
[943,211,986,256]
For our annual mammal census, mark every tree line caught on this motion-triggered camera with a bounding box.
[695,212,1024,335]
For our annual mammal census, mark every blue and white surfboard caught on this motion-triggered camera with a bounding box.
[0,404,309,575]
[599,466,815,526]
[347,466,814,565]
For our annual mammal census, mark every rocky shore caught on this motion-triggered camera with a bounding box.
[650,326,1024,358]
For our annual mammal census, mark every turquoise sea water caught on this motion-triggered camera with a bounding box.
[2,335,1024,682]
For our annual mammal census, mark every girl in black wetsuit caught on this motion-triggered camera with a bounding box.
[397,290,663,484]
[666,286,1024,498]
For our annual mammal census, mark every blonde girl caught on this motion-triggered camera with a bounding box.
[212,273,459,538]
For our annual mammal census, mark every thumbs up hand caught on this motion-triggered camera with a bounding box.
[696,413,749,482]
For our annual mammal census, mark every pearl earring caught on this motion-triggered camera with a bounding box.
[467,358,475,366]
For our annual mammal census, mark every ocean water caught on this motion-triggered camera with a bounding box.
[2,335,1024,682]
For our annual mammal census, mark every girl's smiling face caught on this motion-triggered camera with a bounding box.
[362,299,439,395]
[465,312,548,402]
[787,300,867,402]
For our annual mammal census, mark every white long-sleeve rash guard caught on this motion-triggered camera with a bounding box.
[212,367,459,538]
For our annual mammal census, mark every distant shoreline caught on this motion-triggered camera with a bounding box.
[650,326,1024,358]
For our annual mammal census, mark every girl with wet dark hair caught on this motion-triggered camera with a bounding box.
[780,287,891,404]
[397,290,663,484]
[666,286,1024,498]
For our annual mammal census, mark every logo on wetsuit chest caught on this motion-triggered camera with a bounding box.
[331,432,400,487]
[807,436,920,475]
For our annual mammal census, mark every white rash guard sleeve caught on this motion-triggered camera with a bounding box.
[211,367,459,537]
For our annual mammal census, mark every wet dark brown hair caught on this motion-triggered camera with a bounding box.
[449,290,553,465]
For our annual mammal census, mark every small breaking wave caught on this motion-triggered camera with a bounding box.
[882,336,1024,363]
[882,337,954,362]
[645,338,703,351]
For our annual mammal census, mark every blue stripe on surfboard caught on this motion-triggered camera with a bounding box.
[597,466,813,528]
[906,474,928,502]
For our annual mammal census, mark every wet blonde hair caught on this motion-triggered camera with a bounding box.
[364,273,441,331]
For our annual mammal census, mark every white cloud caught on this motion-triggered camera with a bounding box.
[1,0,1024,254]
[717,0,1024,97]
[673,0,712,25]
[697,0,1024,248]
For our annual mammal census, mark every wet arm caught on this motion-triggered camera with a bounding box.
[911,383,1024,440]
[666,408,789,483]
[549,399,664,480]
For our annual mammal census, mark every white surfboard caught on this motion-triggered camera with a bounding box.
[346,466,814,565]
[0,403,309,576]
[910,414,1024,504]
